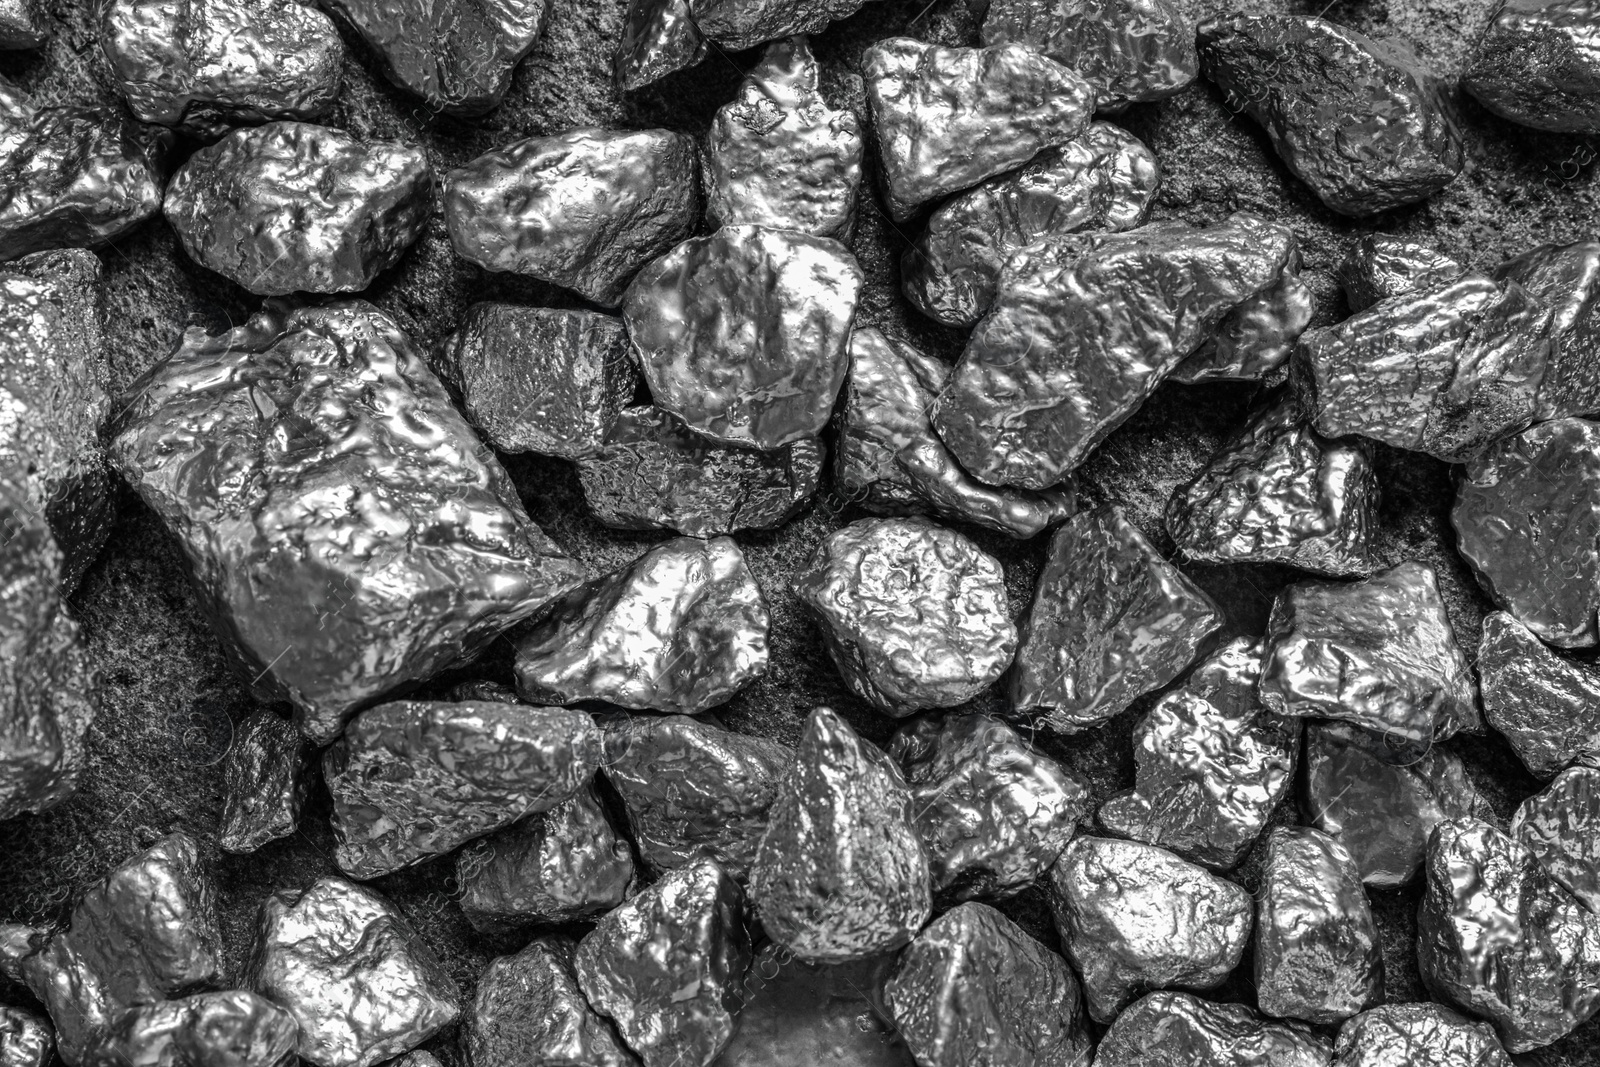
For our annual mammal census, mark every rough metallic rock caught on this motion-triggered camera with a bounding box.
[623,224,862,449]
[890,710,1089,902]
[1196,14,1464,215]
[89,990,298,1067]
[982,0,1198,111]
[464,937,639,1067]
[862,37,1094,221]
[576,406,822,537]
[444,128,698,307]
[323,699,601,879]
[319,0,550,114]
[0,247,113,593]
[709,946,910,1067]
[0,1008,51,1067]
[602,714,790,879]
[0,83,166,261]
[1417,817,1600,1052]
[19,833,223,1065]
[109,301,586,744]
[613,0,704,92]
[442,304,636,460]
[1047,835,1252,1022]
[705,37,862,240]
[248,876,458,1067]
[1094,991,1333,1067]
[932,212,1299,489]
[514,537,768,714]
[751,706,931,962]
[884,902,1091,1067]
[1453,417,1600,648]
[0,0,41,48]
[574,859,751,1067]
[1513,765,1600,912]
[456,782,635,934]
[1477,611,1600,778]
[1012,506,1223,730]
[100,0,344,135]
[1295,272,1550,463]
[219,709,312,855]
[835,328,1075,539]
[1303,721,1494,888]
[1333,1003,1512,1067]
[1494,239,1600,420]
[163,122,431,296]
[1259,561,1478,766]
[1169,266,1317,383]
[1336,234,1465,313]
[900,122,1158,327]
[446,679,519,705]
[690,0,880,50]
[1099,638,1298,871]
[1165,391,1378,577]
[1462,0,1600,134]
[792,517,1015,715]
[1254,827,1384,1025]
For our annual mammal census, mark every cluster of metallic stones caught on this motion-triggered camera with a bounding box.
[3,0,1600,1064]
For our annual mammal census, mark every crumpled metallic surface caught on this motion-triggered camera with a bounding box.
[982,0,1197,111]
[834,328,1075,539]
[1012,506,1223,730]
[322,699,602,879]
[690,0,878,50]
[219,709,312,855]
[793,517,1015,715]
[0,1008,51,1067]
[1513,765,1600,912]
[751,706,931,961]
[163,122,431,296]
[0,83,166,261]
[0,247,113,593]
[623,224,861,449]
[1417,817,1600,1053]
[1336,234,1464,313]
[1254,827,1384,1025]
[574,858,751,1067]
[1478,611,1600,777]
[318,0,550,115]
[933,212,1298,488]
[1196,14,1463,215]
[99,0,343,135]
[456,781,634,933]
[1453,417,1600,648]
[109,300,586,744]
[1166,390,1378,577]
[1493,239,1600,420]
[514,537,769,714]
[705,37,862,240]
[0,0,41,47]
[901,122,1158,328]
[1294,272,1549,463]
[1462,0,1600,133]
[1094,991,1332,1067]
[1303,721,1493,888]
[464,937,639,1067]
[1259,561,1478,766]
[19,833,223,1065]
[1047,835,1252,1023]
[613,0,704,92]
[1099,638,1297,871]
[884,901,1091,1067]
[442,304,635,460]
[1333,1003,1513,1067]
[88,990,298,1067]
[602,713,790,879]
[576,406,822,537]
[248,876,458,1067]
[862,37,1093,221]
[709,946,910,1067]
[1169,265,1316,384]
[444,128,698,307]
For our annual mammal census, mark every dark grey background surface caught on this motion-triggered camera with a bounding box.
[1,0,1595,1061]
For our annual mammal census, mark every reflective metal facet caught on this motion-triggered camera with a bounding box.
[1462,0,1600,133]
[219,709,312,855]
[1333,1003,1512,1067]
[1094,991,1332,1067]
[1477,610,1600,778]
[464,937,639,1067]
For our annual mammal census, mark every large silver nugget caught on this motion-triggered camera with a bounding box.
[464,937,639,1067]
[1461,0,1600,134]
[1478,611,1600,777]
[1336,234,1464,313]
[1094,991,1332,1067]
[1333,1003,1513,1067]
[1513,765,1600,912]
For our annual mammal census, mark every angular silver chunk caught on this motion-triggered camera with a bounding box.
[613,0,705,92]
[0,1008,51,1067]
[219,709,312,855]
[1494,239,1600,420]
[1462,0,1600,134]
[690,0,881,50]
[1477,611,1600,778]
[1513,765,1600,912]
[89,991,298,1067]
[464,937,639,1067]
[1095,991,1332,1067]
[1169,265,1316,383]
[1334,1003,1512,1067]
[1336,234,1464,313]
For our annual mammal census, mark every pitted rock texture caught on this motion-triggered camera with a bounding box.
[89,990,299,1067]
[1094,991,1332,1067]
[1336,234,1465,313]
[1513,765,1600,913]
[1462,0,1600,134]
[219,709,311,855]
[1478,611,1600,777]
[464,937,640,1067]
[1333,1003,1513,1067]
